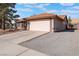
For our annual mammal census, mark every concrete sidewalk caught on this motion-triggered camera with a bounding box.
[0,31,48,56]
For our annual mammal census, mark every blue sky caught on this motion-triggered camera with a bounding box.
[15,3,79,19]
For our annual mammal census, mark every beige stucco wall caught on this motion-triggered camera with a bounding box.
[29,19,50,32]
[53,19,66,31]
[51,19,54,32]
[28,19,66,32]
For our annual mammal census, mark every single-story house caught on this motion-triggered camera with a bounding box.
[16,19,27,30]
[74,23,79,30]
[71,19,79,30]
[71,19,79,24]
[25,13,67,32]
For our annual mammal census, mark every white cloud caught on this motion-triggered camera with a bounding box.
[21,3,50,11]
[73,6,79,10]
[17,3,37,8]
[61,10,79,13]
[34,4,50,10]
[18,3,37,5]
[16,8,33,12]
[43,3,50,6]
[46,9,79,18]
[46,10,59,13]
[46,9,79,15]
[24,4,33,8]
[60,3,74,6]
[34,4,46,10]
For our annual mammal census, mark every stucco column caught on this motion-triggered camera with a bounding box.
[50,18,52,32]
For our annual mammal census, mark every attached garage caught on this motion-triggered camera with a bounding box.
[30,20,50,31]
[26,13,67,32]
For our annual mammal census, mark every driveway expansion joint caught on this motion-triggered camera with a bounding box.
[16,49,29,56]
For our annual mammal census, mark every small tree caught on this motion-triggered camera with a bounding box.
[68,16,73,29]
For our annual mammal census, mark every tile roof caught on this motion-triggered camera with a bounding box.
[57,15,67,21]
[26,13,56,20]
[26,13,66,21]
[16,19,26,23]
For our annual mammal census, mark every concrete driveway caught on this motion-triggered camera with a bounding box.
[0,31,47,56]
[0,31,48,44]
[20,31,79,56]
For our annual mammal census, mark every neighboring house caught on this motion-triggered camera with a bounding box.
[71,19,79,24]
[74,23,79,30]
[16,19,27,30]
[25,13,67,32]
[71,19,79,30]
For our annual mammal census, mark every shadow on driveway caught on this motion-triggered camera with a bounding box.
[20,32,79,56]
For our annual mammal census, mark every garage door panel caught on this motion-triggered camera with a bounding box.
[30,20,50,31]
